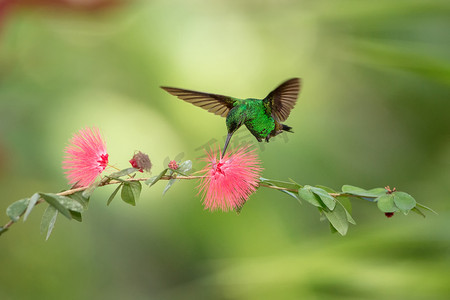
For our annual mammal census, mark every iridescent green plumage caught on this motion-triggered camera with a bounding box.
[161,78,301,157]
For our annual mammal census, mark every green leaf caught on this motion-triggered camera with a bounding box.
[6,198,30,222]
[310,187,336,210]
[145,176,158,186]
[174,152,185,162]
[145,169,167,187]
[345,210,356,225]
[329,222,338,234]
[336,197,356,225]
[121,182,142,206]
[57,195,84,212]
[279,189,302,204]
[68,191,90,209]
[411,207,426,218]
[315,185,336,193]
[416,203,438,215]
[121,183,135,206]
[40,205,58,240]
[23,193,40,221]
[178,160,192,173]
[260,177,300,190]
[109,168,138,178]
[393,191,416,213]
[323,203,349,236]
[259,177,272,183]
[288,178,302,189]
[70,211,82,222]
[107,184,122,206]
[163,179,177,196]
[40,193,72,220]
[337,196,352,214]
[376,194,398,213]
[82,181,99,198]
[342,185,386,198]
[132,182,142,199]
[0,226,8,236]
[298,186,322,207]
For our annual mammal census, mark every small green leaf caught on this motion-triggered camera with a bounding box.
[259,177,271,183]
[174,152,185,162]
[315,185,336,193]
[107,184,122,206]
[376,194,398,213]
[0,226,8,236]
[288,178,302,189]
[329,222,337,234]
[163,179,177,196]
[6,198,30,222]
[298,186,322,207]
[82,181,99,198]
[40,193,72,220]
[411,207,426,218]
[23,193,40,221]
[178,160,192,173]
[145,169,167,187]
[393,191,416,213]
[323,203,349,236]
[416,203,437,215]
[40,205,58,240]
[337,196,352,214]
[109,168,138,178]
[318,208,326,222]
[345,210,356,225]
[145,176,158,186]
[131,182,142,199]
[70,211,82,222]
[163,156,170,167]
[260,177,300,190]
[68,191,90,209]
[121,182,142,206]
[342,185,386,198]
[310,187,336,210]
[121,183,135,206]
[57,196,84,212]
[336,197,356,225]
[279,189,302,204]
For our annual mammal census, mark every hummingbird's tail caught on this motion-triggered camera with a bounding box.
[282,124,293,133]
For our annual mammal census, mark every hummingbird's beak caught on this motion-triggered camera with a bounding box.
[221,133,233,159]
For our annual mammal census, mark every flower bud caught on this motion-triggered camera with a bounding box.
[385,212,394,218]
[129,151,152,173]
[168,160,179,170]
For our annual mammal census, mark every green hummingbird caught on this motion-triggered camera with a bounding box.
[161,78,301,158]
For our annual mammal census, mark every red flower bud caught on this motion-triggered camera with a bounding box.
[168,160,179,170]
[385,212,395,218]
[129,151,152,173]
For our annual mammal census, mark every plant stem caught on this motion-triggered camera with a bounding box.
[0,175,346,231]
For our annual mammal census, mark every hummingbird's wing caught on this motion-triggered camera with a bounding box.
[160,86,236,117]
[264,78,301,122]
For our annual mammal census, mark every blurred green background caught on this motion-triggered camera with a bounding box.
[1,0,449,299]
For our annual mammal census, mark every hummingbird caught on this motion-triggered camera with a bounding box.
[161,78,301,158]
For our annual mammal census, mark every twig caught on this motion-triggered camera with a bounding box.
[1,175,346,231]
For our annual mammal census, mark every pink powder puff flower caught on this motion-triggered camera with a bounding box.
[62,127,108,187]
[198,145,262,212]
